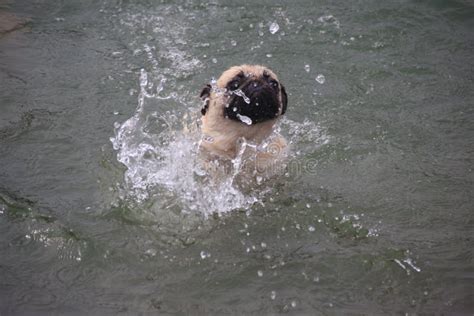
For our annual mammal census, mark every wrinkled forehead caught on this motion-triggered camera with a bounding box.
[217,65,278,87]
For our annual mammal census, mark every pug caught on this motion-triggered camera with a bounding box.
[199,64,288,175]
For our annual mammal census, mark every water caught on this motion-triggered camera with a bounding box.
[1,0,473,314]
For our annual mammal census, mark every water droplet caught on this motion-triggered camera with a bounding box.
[316,74,326,84]
[203,135,214,143]
[145,249,157,257]
[237,114,252,125]
[270,291,276,300]
[257,270,263,277]
[269,22,280,34]
[200,251,211,259]
[373,41,384,48]
[232,89,251,104]
[291,300,297,308]
[212,58,217,64]
[266,54,273,58]
[261,242,267,248]
[231,39,237,46]
[308,225,315,232]
[304,65,310,73]
[403,258,421,272]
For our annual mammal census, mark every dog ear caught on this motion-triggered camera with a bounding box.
[280,84,288,115]
[200,84,211,115]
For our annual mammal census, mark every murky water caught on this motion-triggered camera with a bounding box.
[1,0,473,314]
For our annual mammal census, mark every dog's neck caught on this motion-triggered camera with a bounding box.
[201,114,277,159]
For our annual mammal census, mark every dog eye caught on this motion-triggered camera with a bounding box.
[229,80,240,90]
[270,80,279,89]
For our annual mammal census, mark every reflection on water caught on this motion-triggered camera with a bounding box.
[0,0,473,314]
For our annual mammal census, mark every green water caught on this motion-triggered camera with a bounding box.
[1,0,473,314]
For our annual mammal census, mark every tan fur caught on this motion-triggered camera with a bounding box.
[201,65,286,163]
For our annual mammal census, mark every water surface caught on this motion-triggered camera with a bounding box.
[0,0,473,314]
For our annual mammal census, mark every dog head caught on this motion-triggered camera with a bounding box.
[199,65,288,158]
[200,65,287,126]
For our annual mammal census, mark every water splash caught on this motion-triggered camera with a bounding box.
[118,11,202,79]
[111,70,267,216]
[111,70,330,217]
